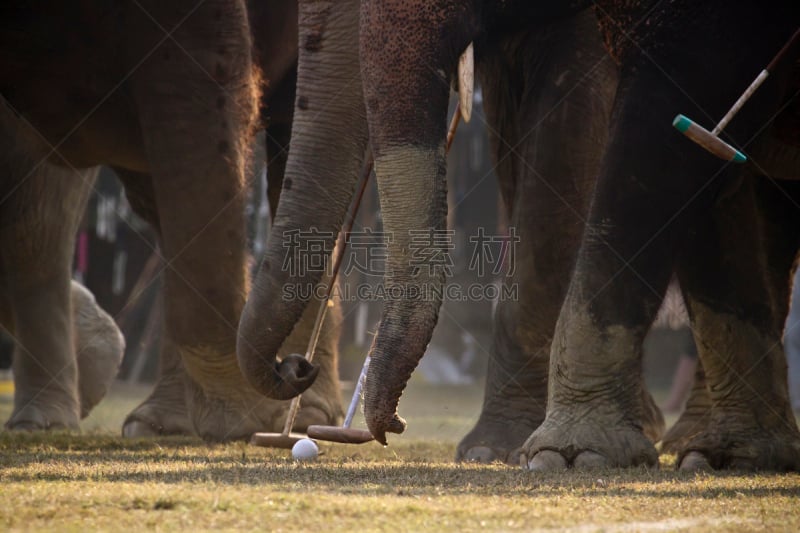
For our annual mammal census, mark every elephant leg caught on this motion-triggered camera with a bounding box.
[139,106,279,440]
[520,81,678,469]
[521,2,798,471]
[1,104,124,426]
[115,169,194,437]
[122,335,195,437]
[456,10,618,464]
[520,60,698,471]
[672,175,800,471]
[128,1,267,441]
[128,0,339,440]
[0,135,93,429]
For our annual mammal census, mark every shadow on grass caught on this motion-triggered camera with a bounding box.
[4,435,800,501]
[5,464,800,500]
[0,431,205,452]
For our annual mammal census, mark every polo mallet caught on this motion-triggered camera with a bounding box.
[307,355,373,444]
[303,94,468,445]
[250,152,375,449]
[673,27,800,163]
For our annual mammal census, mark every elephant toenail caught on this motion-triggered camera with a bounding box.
[679,451,712,472]
[527,450,568,471]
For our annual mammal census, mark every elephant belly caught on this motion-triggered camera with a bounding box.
[0,3,148,171]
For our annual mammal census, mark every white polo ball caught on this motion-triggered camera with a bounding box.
[291,438,319,460]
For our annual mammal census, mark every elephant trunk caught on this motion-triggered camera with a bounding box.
[364,146,449,443]
[237,0,367,400]
[359,1,476,443]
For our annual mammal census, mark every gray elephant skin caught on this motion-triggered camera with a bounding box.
[237,0,657,459]
[0,0,343,439]
[522,1,800,472]
[0,117,125,429]
[243,0,800,471]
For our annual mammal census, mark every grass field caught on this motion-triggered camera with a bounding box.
[1,381,799,532]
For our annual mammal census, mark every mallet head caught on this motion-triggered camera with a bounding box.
[306,425,374,444]
[673,114,746,163]
[250,432,309,449]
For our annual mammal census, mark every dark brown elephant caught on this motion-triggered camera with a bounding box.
[0,0,342,439]
[452,9,672,464]
[236,0,668,463]
[521,2,800,472]
[0,116,125,428]
[241,0,800,471]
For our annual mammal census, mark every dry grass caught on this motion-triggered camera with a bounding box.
[1,381,799,532]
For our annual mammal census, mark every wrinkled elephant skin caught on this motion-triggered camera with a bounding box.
[283,0,800,470]
[0,0,343,439]
[0,87,125,430]
[523,1,800,471]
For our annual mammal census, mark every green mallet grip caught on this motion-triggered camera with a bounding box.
[673,114,747,163]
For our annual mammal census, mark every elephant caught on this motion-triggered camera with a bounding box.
[0,103,125,428]
[449,9,670,463]
[235,0,672,463]
[520,1,800,472]
[0,0,343,439]
[240,0,800,471]
[451,9,673,464]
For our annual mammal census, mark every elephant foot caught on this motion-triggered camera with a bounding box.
[678,451,712,472]
[6,373,81,431]
[165,335,344,441]
[185,374,285,441]
[186,379,344,442]
[292,406,329,430]
[6,401,80,432]
[122,405,193,438]
[123,401,194,437]
[521,409,658,471]
[675,413,800,471]
[122,374,194,438]
[71,282,125,418]
[456,407,545,465]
